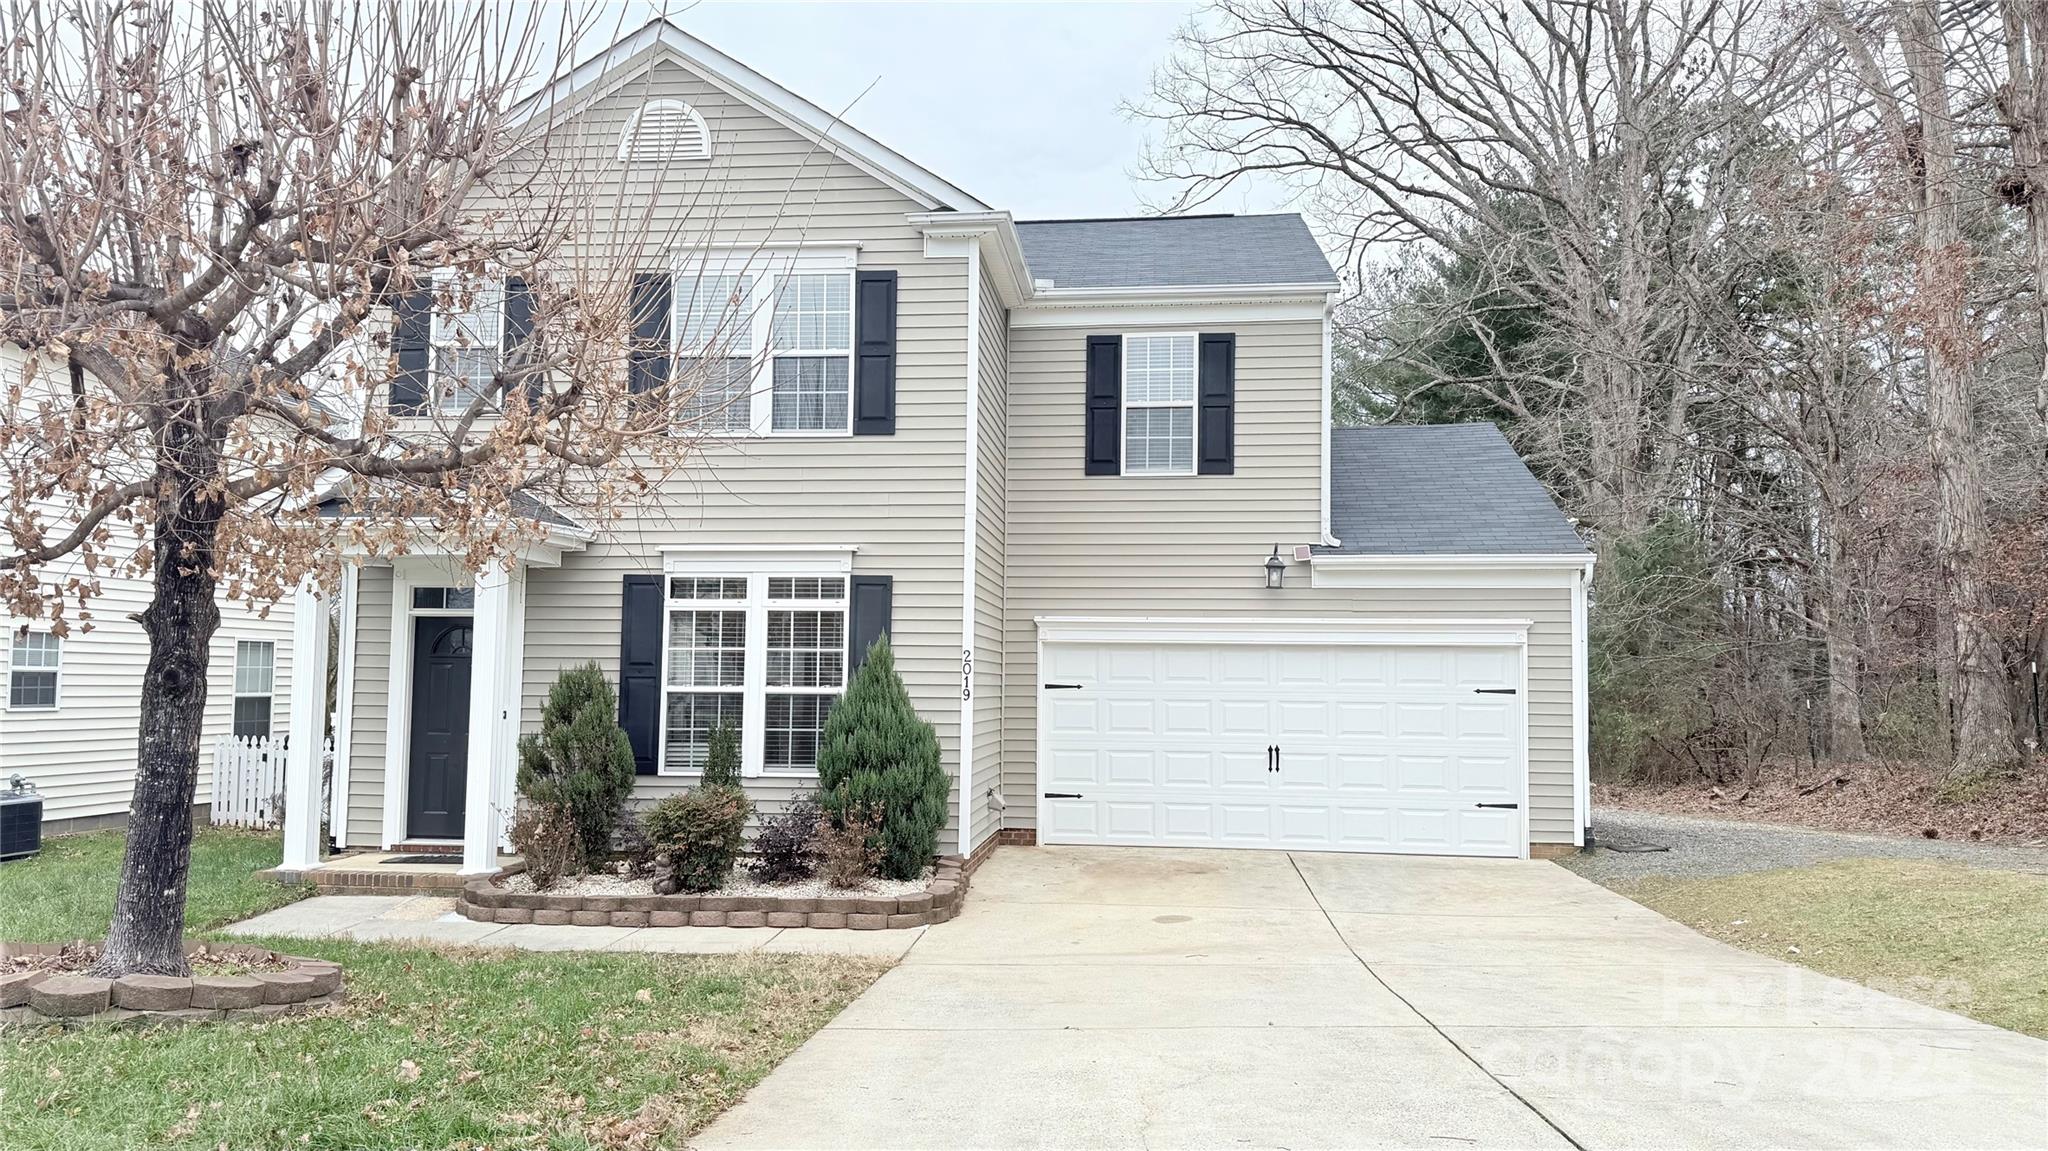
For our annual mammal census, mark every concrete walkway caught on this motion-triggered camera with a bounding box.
[695,847,2048,1150]
[221,895,923,958]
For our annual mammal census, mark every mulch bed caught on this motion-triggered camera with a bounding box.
[2,943,291,977]
[1598,757,2048,845]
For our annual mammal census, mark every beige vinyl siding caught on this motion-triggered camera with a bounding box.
[968,262,1008,850]
[345,565,392,846]
[325,52,968,846]
[0,570,296,825]
[1001,318,1578,846]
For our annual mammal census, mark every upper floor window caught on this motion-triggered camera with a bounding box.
[232,640,275,739]
[7,630,60,710]
[665,252,859,438]
[1123,333,1197,475]
[432,278,502,412]
[620,99,711,164]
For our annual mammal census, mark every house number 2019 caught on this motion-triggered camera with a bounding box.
[961,648,973,701]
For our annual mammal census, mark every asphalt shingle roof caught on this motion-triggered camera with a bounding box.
[316,488,582,531]
[1014,214,1338,290]
[1316,424,1588,556]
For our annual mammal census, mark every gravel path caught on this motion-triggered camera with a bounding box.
[1560,808,2048,883]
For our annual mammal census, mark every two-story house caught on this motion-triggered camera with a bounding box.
[277,20,1592,878]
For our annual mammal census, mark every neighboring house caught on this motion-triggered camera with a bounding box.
[0,351,299,833]
[285,20,1592,875]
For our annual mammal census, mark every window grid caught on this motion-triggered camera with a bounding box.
[768,272,853,434]
[666,609,746,689]
[232,640,275,739]
[8,631,58,710]
[1121,333,1198,475]
[432,279,503,412]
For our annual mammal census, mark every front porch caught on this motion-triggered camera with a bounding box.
[279,522,589,880]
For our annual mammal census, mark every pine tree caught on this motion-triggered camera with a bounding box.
[816,635,949,880]
[700,720,741,790]
[516,663,637,864]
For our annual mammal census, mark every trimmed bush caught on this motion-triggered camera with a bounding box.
[700,720,741,789]
[816,635,949,881]
[750,794,821,883]
[516,663,636,866]
[644,786,752,893]
[506,801,581,891]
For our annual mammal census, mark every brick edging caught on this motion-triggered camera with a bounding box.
[0,942,347,1030]
[456,855,970,930]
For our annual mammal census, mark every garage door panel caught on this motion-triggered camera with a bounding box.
[1040,639,1524,858]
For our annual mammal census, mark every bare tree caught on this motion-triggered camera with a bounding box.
[1824,0,2024,775]
[0,2,725,976]
[1141,0,1821,551]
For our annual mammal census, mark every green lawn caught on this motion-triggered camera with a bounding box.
[1,829,891,1148]
[0,827,308,942]
[1612,858,2048,1038]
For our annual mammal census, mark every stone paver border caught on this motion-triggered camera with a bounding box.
[457,855,969,930]
[0,941,345,1029]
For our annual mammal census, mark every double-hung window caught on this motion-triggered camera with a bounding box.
[674,273,756,433]
[7,631,59,709]
[432,278,503,412]
[668,250,856,437]
[232,640,275,739]
[660,570,849,775]
[1122,333,1197,475]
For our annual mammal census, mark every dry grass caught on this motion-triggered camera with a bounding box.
[1615,858,2048,1038]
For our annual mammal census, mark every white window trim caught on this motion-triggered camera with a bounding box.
[670,248,859,440]
[618,98,711,163]
[232,639,277,739]
[429,271,503,414]
[5,628,61,711]
[655,551,856,779]
[1119,331,1199,477]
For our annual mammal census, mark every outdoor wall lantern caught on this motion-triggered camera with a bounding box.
[1264,545,1286,590]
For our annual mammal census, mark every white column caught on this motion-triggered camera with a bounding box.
[281,578,331,871]
[462,563,521,875]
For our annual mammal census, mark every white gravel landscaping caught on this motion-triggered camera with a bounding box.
[504,865,932,900]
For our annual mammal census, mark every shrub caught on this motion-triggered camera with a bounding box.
[516,663,637,866]
[644,786,752,893]
[750,794,821,883]
[815,811,879,890]
[506,801,581,891]
[700,721,741,789]
[816,635,949,880]
[613,807,658,879]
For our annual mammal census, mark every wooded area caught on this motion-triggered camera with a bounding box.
[1147,0,2048,788]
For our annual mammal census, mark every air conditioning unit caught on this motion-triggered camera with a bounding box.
[1,776,43,861]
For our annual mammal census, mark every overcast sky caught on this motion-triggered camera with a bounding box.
[596,1,1290,220]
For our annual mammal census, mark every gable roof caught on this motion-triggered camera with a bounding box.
[1316,424,1588,556]
[1014,214,1338,290]
[513,18,986,212]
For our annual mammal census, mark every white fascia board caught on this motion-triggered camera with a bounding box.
[1310,554,1592,590]
[911,211,1032,309]
[513,20,987,212]
[1035,616,1533,648]
[1309,553,1594,568]
[1011,294,1332,330]
[658,544,858,576]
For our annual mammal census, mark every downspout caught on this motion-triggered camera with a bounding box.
[1320,300,1339,546]
[958,240,983,859]
[1573,559,1594,848]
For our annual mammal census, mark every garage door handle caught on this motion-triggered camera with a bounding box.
[1474,802,1520,810]
[1474,688,1517,695]
[1043,683,1084,690]
[1043,792,1084,799]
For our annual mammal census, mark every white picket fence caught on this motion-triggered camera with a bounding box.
[210,735,328,829]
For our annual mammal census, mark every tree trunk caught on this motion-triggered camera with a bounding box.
[1899,0,2022,777]
[1822,482,1869,760]
[90,374,224,978]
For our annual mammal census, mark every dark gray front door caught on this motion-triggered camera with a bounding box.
[407,616,473,839]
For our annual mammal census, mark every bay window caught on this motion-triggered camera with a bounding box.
[661,570,849,775]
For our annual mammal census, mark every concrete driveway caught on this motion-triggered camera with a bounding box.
[696,847,2048,1150]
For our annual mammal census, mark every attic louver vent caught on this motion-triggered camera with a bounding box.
[619,99,710,164]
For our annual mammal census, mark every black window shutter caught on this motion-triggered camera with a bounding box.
[628,272,672,398]
[1084,334,1121,475]
[847,574,894,673]
[1197,332,1236,475]
[618,574,663,776]
[390,289,432,414]
[502,277,537,405]
[853,270,897,435]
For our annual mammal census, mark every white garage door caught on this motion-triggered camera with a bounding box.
[1038,640,1524,857]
